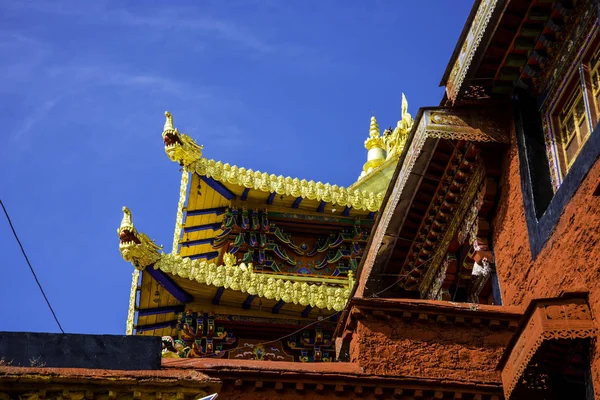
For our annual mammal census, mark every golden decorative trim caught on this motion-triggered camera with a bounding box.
[118,210,354,311]
[162,112,384,212]
[126,269,140,335]
[172,170,189,254]
[157,253,354,311]
[445,0,499,102]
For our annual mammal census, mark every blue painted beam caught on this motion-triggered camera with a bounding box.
[186,207,227,217]
[272,300,285,314]
[136,320,178,333]
[184,222,221,233]
[292,197,302,208]
[301,305,313,318]
[368,212,376,220]
[186,251,219,261]
[267,192,276,205]
[212,287,225,305]
[145,266,194,304]
[137,305,185,317]
[241,188,250,201]
[317,201,326,213]
[181,238,215,247]
[200,176,236,200]
[242,295,256,309]
[342,206,352,216]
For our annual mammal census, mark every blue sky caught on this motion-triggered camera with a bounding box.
[0,0,472,334]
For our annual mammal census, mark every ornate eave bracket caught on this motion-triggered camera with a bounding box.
[161,111,384,212]
[498,293,597,399]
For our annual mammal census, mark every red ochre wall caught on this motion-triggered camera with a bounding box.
[349,315,511,384]
[493,140,600,391]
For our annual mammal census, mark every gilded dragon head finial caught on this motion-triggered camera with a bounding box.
[162,111,203,169]
[118,206,162,270]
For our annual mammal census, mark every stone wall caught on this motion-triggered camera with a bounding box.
[493,139,600,393]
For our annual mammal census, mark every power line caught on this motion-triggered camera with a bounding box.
[1,199,65,333]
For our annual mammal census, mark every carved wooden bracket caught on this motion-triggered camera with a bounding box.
[499,295,596,399]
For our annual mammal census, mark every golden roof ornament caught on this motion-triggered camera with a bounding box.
[162,111,203,169]
[361,115,387,177]
[385,93,413,159]
[364,115,384,151]
[118,206,163,270]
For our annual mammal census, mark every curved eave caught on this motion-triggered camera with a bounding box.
[148,253,352,312]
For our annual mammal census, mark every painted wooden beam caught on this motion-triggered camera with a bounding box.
[186,251,219,261]
[272,300,285,314]
[212,287,225,305]
[241,188,250,201]
[301,305,313,318]
[137,305,185,317]
[186,206,227,217]
[181,238,214,247]
[145,267,194,304]
[184,222,221,233]
[292,197,302,208]
[242,295,256,309]
[317,201,326,213]
[200,176,236,200]
[267,192,276,205]
[136,320,178,333]
[342,206,352,216]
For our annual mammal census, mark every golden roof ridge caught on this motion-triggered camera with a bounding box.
[162,111,384,212]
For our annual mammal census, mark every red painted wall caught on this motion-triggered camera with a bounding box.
[493,140,600,392]
[349,316,511,384]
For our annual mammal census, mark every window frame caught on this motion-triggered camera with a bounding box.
[515,19,600,260]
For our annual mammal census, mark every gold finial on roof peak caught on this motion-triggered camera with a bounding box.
[369,115,380,138]
[365,114,384,151]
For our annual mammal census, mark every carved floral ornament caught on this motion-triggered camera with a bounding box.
[118,207,354,312]
[162,112,384,212]
[500,299,597,399]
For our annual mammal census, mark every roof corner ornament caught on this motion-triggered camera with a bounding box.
[162,111,203,170]
[384,93,413,159]
[118,206,163,270]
